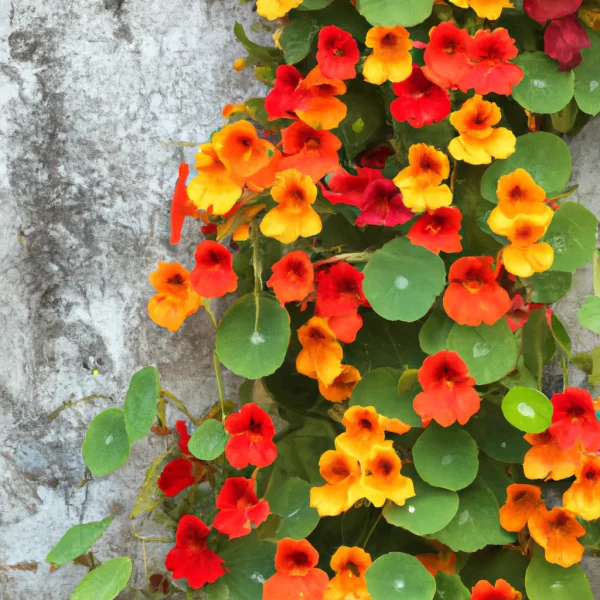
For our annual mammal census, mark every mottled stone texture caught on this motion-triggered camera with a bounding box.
[0,0,265,597]
[1,0,599,597]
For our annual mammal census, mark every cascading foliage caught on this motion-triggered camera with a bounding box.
[46,0,600,599]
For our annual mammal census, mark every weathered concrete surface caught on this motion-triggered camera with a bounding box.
[0,0,266,597]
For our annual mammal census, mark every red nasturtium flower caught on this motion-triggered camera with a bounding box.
[327,313,364,344]
[524,0,583,25]
[390,65,451,129]
[499,483,543,532]
[176,420,192,453]
[413,350,480,427]
[470,579,522,600]
[316,263,366,318]
[443,256,512,326]
[165,515,225,590]
[190,240,238,298]
[279,122,341,183]
[360,145,393,169]
[224,403,277,469]
[460,29,524,96]
[423,22,472,89]
[316,26,360,80]
[263,538,329,600]
[157,458,197,497]
[324,546,372,600]
[267,250,315,305]
[264,65,304,120]
[213,477,270,540]
[544,15,591,71]
[170,162,198,244]
[548,387,600,452]
[407,206,463,255]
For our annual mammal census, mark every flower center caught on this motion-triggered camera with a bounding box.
[167,274,185,285]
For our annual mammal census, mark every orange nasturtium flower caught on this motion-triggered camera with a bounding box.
[393,144,453,213]
[336,406,386,462]
[443,256,512,327]
[260,169,322,244]
[296,317,344,385]
[528,507,586,568]
[212,120,274,179]
[263,538,329,600]
[448,95,517,165]
[187,143,244,215]
[470,579,522,600]
[324,546,372,600]
[380,416,411,436]
[563,456,600,521]
[267,250,315,305]
[416,552,457,577]
[413,350,480,427]
[360,442,415,508]
[499,483,543,532]
[310,448,363,517]
[318,365,362,403]
[523,432,580,481]
[190,240,238,298]
[363,26,413,85]
[148,262,203,332]
[448,0,513,20]
[256,0,303,21]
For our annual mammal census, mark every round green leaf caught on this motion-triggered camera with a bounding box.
[363,238,446,322]
[366,552,436,600]
[434,573,469,600]
[216,293,291,379]
[46,517,113,569]
[512,52,575,114]
[419,307,453,355]
[525,552,593,600]
[465,401,529,463]
[350,367,422,427]
[188,419,228,461]
[124,366,160,444]
[579,296,600,334]
[297,0,335,9]
[545,202,598,272]
[71,557,132,600]
[574,30,600,116]
[412,424,479,491]
[82,408,130,477]
[383,465,459,535]
[502,387,553,433]
[525,271,573,304]
[431,479,515,552]
[481,132,572,202]
[447,321,517,385]
[356,0,433,27]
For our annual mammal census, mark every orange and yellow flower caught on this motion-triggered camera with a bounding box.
[499,484,543,532]
[563,456,600,521]
[501,217,555,278]
[296,66,347,131]
[449,0,513,20]
[318,365,362,403]
[448,95,516,165]
[260,169,322,244]
[363,26,413,85]
[296,317,344,386]
[324,546,372,600]
[360,442,415,507]
[523,432,581,481]
[310,448,363,517]
[393,144,453,213]
[336,406,386,462]
[256,0,303,21]
[528,507,585,568]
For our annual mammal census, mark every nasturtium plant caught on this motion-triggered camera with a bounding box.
[49,0,600,598]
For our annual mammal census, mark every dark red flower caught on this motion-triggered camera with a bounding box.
[213,477,270,540]
[316,26,360,80]
[224,404,277,469]
[165,515,225,589]
[460,28,524,96]
[524,0,583,25]
[360,145,394,169]
[316,263,366,318]
[423,22,472,89]
[391,65,451,128]
[264,65,304,120]
[157,458,196,497]
[355,178,413,228]
[267,251,315,305]
[170,163,197,245]
[407,206,463,255]
[190,240,238,298]
[322,167,382,208]
[505,295,545,332]
[544,15,591,71]
[327,312,363,344]
[548,388,600,452]
[176,420,192,455]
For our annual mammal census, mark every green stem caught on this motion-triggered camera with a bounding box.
[362,507,385,549]
[213,351,227,422]
[312,251,371,269]
[131,530,174,543]
[47,394,113,421]
[252,219,262,294]
[204,302,219,329]
[161,389,197,424]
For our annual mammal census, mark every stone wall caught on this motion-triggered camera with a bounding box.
[0,0,598,598]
